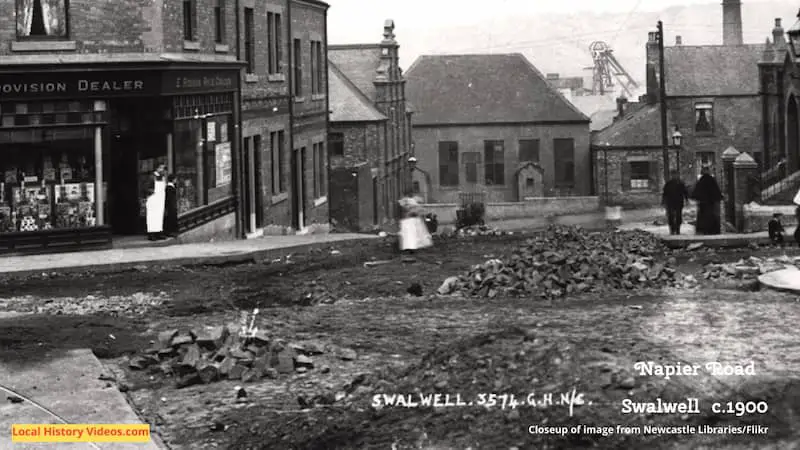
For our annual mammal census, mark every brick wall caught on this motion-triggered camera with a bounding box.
[593,148,696,208]
[667,96,762,164]
[413,122,592,203]
[330,122,383,169]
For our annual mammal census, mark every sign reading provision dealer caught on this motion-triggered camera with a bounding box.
[0,70,238,100]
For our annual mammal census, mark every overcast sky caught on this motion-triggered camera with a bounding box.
[327,0,741,41]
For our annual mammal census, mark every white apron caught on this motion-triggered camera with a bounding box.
[146,178,166,233]
[399,217,433,250]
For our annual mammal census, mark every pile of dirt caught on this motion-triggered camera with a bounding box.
[442,225,682,299]
[127,324,355,388]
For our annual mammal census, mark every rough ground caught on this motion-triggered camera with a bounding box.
[2,232,800,449]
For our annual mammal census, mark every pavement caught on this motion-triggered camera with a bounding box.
[0,233,378,278]
[0,349,163,449]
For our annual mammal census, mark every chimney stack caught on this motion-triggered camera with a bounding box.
[616,96,628,119]
[722,0,744,45]
[675,35,682,45]
[646,31,660,104]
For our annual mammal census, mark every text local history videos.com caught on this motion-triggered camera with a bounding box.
[11,424,151,443]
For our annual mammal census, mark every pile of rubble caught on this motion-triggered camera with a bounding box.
[0,292,167,316]
[456,224,512,237]
[439,225,681,299]
[702,255,800,281]
[128,324,357,388]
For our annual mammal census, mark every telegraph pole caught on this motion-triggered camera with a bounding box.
[658,21,670,181]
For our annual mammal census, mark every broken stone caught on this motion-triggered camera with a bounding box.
[129,355,159,370]
[251,330,270,345]
[275,350,295,374]
[687,243,704,251]
[157,329,179,348]
[296,367,308,373]
[300,341,326,355]
[263,368,278,379]
[437,276,460,295]
[228,364,246,380]
[294,354,314,368]
[180,344,202,368]
[218,356,236,376]
[196,326,229,348]
[197,362,220,384]
[241,368,261,383]
[175,373,201,389]
[171,333,194,347]
[618,377,636,389]
[338,348,357,361]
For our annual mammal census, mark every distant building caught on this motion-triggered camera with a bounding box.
[327,20,413,231]
[404,53,592,203]
[592,0,765,207]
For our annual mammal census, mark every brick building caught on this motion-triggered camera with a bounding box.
[0,0,329,254]
[0,0,245,253]
[326,20,413,231]
[592,0,765,207]
[404,53,591,203]
[240,0,329,235]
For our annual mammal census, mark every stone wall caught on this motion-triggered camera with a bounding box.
[178,212,236,243]
[424,197,601,225]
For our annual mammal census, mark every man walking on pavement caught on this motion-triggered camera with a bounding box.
[662,170,689,235]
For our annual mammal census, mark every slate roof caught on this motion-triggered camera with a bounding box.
[328,62,387,122]
[328,45,382,102]
[664,44,765,96]
[592,104,661,147]
[404,53,589,126]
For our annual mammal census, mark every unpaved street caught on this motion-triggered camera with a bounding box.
[2,232,800,449]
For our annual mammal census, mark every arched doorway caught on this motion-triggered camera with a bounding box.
[787,95,799,173]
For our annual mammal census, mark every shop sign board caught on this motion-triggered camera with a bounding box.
[0,69,239,101]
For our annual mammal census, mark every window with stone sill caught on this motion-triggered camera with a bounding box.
[182,0,197,42]
[694,102,713,133]
[17,0,69,39]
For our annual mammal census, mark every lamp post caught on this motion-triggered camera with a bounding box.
[787,9,800,58]
[672,127,683,176]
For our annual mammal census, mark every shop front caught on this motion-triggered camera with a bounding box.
[0,63,241,254]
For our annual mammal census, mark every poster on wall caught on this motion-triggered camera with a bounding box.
[215,142,232,186]
[207,121,216,142]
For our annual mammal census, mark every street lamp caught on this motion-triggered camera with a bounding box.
[788,9,800,58]
[408,156,417,169]
[672,127,683,175]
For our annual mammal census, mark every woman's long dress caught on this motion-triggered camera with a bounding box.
[398,196,432,251]
[146,176,166,234]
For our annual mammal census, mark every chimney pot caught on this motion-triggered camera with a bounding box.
[776,18,782,27]
[675,35,682,45]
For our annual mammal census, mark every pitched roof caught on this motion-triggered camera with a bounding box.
[664,44,765,96]
[328,62,387,123]
[592,104,661,147]
[404,53,589,126]
[328,45,382,102]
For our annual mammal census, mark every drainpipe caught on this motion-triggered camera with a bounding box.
[287,0,296,229]
[323,3,330,219]
[234,0,244,238]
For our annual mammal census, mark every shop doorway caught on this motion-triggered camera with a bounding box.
[108,98,167,235]
[243,135,264,234]
[292,147,306,230]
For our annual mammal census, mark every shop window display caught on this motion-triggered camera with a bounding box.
[173,115,233,215]
[0,139,96,233]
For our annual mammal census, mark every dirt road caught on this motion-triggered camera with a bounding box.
[1,233,800,449]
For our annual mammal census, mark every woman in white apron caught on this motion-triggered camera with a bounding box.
[146,165,167,240]
[398,190,432,253]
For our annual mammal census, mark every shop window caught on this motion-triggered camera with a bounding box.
[267,12,283,75]
[173,117,233,215]
[243,8,254,74]
[484,140,505,185]
[313,142,326,199]
[628,161,652,190]
[182,0,196,41]
[553,138,575,187]
[293,38,303,97]
[270,130,286,194]
[0,138,97,233]
[16,0,69,39]
[213,0,225,44]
